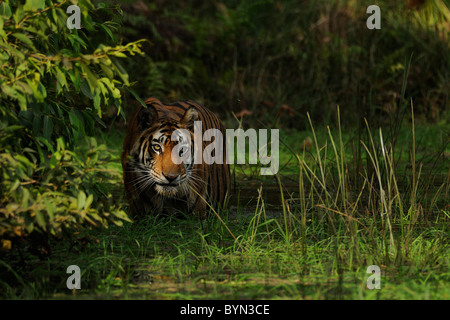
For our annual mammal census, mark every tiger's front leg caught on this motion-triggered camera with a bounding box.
[189,189,208,219]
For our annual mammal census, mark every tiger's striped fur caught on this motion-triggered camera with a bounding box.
[121,97,230,217]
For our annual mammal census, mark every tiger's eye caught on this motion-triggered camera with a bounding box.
[152,144,161,153]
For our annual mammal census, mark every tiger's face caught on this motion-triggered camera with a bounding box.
[122,98,230,217]
[128,107,198,198]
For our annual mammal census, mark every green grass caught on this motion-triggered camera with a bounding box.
[2,205,447,299]
[1,110,448,300]
[0,0,449,300]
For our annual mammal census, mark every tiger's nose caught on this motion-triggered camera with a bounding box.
[163,173,179,183]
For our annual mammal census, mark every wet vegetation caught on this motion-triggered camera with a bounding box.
[0,0,449,299]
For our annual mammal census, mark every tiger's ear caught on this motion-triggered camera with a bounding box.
[180,107,199,130]
[137,105,158,132]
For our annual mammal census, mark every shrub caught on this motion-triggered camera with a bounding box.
[0,0,143,249]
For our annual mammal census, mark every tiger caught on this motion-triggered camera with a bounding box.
[121,97,230,218]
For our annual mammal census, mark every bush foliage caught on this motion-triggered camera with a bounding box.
[117,0,449,127]
[0,0,142,247]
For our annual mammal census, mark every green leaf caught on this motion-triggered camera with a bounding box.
[43,115,53,141]
[24,0,46,12]
[79,80,93,99]
[0,2,12,18]
[1,85,19,100]
[69,110,84,141]
[15,154,33,168]
[55,68,68,93]
[36,136,55,153]
[127,88,147,108]
[33,83,46,101]
[98,23,116,42]
[33,139,45,164]
[112,52,127,58]
[21,188,30,208]
[111,59,129,85]
[32,113,41,136]
[15,81,32,95]
[79,0,96,11]
[56,137,65,152]
[93,88,101,117]
[0,42,25,60]
[35,211,46,230]
[80,62,98,94]
[0,17,6,39]
[2,125,24,132]
[25,221,34,234]
[112,209,132,223]
[77,191,86,211]
[99,62,114,79]
[44,198,55,221]
[68,33,88,50]
[85,194,94,210]
[9,179,20,193]
[112,219,123,226]
[13,6,24,24]
[12,33,34,47]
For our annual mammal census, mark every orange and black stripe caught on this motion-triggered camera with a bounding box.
[121,97,230,216]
